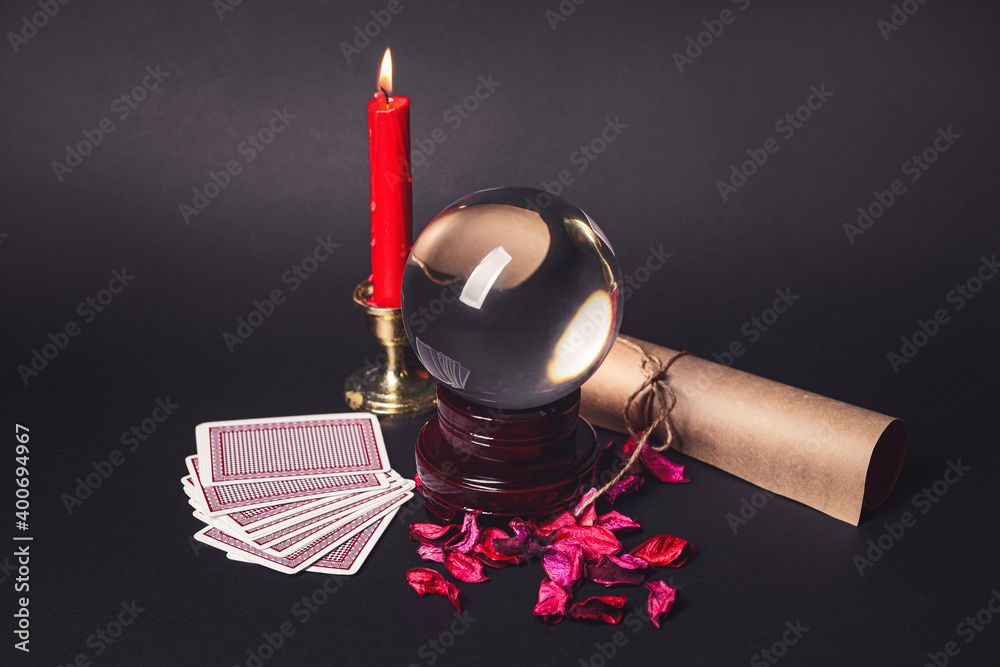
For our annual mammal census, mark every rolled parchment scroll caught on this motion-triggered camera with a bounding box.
[580,335,906,525]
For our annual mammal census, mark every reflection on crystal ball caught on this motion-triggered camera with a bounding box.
[401,186,623,410]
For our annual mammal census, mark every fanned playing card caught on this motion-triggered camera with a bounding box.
[251,481,412,548]
[224,473,403,539]
[194,491,412,574]
[185,472,405,541]
[182,475,334,530]
[184,411,413,576]
[185,456,387,516]
[195,413,390,486]
[306,510,399,575]
[227,512,398,576]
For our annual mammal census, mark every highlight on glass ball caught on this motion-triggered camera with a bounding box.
[401,186,623,411]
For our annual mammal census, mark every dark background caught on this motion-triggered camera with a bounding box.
[3,0,999,665]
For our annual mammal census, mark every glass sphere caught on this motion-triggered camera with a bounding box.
[401,186,623,410]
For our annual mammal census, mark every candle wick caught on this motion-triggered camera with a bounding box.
[380,87,390,104]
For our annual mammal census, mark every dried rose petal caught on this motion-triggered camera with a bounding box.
[445,550,489,583]
[473,527,522,567]
[629,534,695,568]
[605,474,640,504]
[608,553,649,569]
[645,580,677,628]
[491,537,530,562]
[446,511,482,554]
[586,555,647,586]
[571,488,599,526]
[406,568,461,611]
[489,518,540,562]
[644,453,688,483]
[409,523,458,546]
[595,510,641,533]
[621,434,642,452]
[529,511,577,537]
[508,517,535,540]
[533,578,571,624]
[549,525,621,562]
[624,435,690,483]
[541,542,585,593]
[417,544,445,563]
[567,595,627,624]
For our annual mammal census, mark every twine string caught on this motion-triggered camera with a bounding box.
[577,340,689,514]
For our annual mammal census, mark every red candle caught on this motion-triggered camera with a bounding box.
[367,47,412,308]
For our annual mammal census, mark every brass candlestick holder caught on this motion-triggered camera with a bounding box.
[344,279,437,416]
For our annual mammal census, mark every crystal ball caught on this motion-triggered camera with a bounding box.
[401,186,623,410]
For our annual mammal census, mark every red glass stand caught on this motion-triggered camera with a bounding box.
[415,386,601,523]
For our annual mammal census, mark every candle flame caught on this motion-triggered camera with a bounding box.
[378,48,393,95]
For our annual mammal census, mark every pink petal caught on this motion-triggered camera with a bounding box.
[409,523,457,546]
[417,544,445,563]
[629,534,695,568]
[595,510,641,533]
[586,555,647,586]
[532,578,571,624]
[473,527,522,567]
[605,475,640,504]
[624,435,690,483]
[406,568,461,611]
[572,488,599,526]
[541,542,585,593]
[446,511,482,554]
[490,537,531,562]
[529,511,577,537]
[608,553,649,570]
[445,550,489,583]
[490,518,539,562]
[548,525,621,562]
[567,595,627,624]
[508,517,537,542]
[645,581,677,628]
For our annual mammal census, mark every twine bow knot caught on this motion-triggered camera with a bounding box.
[578,339,689,513]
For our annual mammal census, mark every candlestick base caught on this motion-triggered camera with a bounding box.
[344,280,437,417]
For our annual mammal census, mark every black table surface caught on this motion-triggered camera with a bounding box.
[3,1,999,665]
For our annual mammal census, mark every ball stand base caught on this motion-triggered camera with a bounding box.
[414,387,600,523]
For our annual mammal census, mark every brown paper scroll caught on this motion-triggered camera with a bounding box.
[580,335,906,525]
